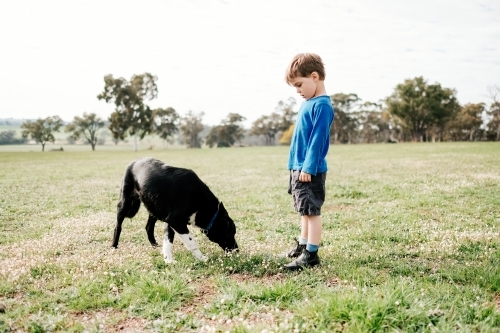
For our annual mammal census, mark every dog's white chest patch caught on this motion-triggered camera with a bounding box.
[188,212,197,225]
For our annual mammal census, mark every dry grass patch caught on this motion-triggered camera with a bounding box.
[0,212,153,284]
[322,203,353,212]
[199,307,295,333]
[230,272,287,285]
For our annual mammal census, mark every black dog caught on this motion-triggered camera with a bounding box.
[112,157,238,263]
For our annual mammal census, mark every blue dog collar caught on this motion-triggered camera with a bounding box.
[203,202,220,234]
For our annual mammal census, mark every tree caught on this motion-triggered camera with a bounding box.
[179,111,205,148]
[0,130,27,145]
[381,109,406,142]
[21,116,63,151]
[386,77,460,142]
[447,103,484,141]
[204,126,220,148]
[250,99,296,146]
[97,73,158,151]
[152,107,179,148]
[250,113,282,146]
[426,84,461,142]
[487,85,500,141]
[206,113,246,148]
[330,93,361,144]
[273,98,297,146]
[356,102,391,143]
[65,113,105,151]
[279,124,294,145]
[275,97,297,132]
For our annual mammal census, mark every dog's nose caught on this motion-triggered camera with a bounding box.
[225,242,238,252]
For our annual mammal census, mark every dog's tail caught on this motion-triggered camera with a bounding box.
[112,164,141,248]
[118,165,141,218]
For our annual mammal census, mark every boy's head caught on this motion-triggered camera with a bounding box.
[285,53,325,84]
[285,53,326,100]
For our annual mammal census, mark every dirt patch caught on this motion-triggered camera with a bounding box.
[495,294,500,311]
[325,277,339,288]
[69,309,149,333]
[184,274,296,332]
[114,317,149,332]
[179,281,217,315]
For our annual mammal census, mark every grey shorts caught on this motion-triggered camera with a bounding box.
[288,170,326,216]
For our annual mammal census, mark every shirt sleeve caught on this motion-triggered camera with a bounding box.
[301,102,334,175]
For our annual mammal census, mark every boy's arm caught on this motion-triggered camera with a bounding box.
[301,103,334,176]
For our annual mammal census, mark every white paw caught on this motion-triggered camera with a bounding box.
[193,251,208,262]
[164,257,176,264]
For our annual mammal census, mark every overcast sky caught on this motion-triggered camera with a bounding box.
[1,0,499,126]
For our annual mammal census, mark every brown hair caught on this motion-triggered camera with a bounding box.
[285,53,325,84]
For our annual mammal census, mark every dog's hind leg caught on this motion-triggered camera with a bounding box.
[163,224,176,264]
[112,167,141,248]
[111,220,123,249]
[112,195,141,248]
[146,214,158,247]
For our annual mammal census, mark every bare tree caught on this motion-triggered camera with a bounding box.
[21,116,63,152]
[487,85,500,141]
[152,107,179,148]
[250,113,281,146]
[65,113,105,150]
[179,111,205,148]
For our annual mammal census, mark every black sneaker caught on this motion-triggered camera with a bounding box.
[287,238,306,258]
[284,249,320,271]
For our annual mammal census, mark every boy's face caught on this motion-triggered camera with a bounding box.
[288,72,319,100]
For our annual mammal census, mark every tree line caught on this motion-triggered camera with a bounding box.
[11,73,500,151]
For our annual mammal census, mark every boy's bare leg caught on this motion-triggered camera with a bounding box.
[300,215,309,240]
[307,215,322,246]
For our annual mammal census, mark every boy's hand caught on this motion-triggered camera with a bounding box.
[299,171,312,182]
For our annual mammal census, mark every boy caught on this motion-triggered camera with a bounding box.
[283,53,334,270]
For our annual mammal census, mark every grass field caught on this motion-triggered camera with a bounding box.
[0,143,499,332]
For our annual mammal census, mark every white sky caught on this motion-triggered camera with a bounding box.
[1,0,499,127]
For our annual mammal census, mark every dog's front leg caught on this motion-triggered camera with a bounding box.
[163,224,176,264]
[178,232,208,262]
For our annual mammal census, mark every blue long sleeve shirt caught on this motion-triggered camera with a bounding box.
[287,95,334,175]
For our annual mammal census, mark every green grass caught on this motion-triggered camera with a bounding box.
[0,143,499,332]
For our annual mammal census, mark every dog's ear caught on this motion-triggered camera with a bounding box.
[219,202,227,214]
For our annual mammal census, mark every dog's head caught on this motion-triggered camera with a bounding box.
[207,202,238,252]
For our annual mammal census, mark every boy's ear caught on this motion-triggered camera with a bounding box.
[310,71,319,81]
